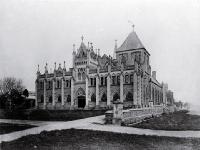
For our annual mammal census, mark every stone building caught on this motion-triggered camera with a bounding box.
[35,26,166,110]
[166,90,175,106]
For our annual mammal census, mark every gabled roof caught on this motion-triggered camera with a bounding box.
[117,30,145,52]
[78,42,87,54]
[77,42,87,57]
[150,77,161,87]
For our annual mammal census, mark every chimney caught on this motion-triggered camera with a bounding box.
[152,71,156,79]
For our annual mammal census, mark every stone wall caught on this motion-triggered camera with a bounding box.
[105,105,164,125]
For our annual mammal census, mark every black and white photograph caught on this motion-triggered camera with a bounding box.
[0,0,200,149]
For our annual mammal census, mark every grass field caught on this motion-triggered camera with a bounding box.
[0,109,107,121]
[0,123,36,135]
[1,129,200,150]
[132,110,200,131]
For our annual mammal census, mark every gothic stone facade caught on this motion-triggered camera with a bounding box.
[35,27,165,110]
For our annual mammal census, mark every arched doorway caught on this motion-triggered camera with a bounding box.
[78,96,86,108]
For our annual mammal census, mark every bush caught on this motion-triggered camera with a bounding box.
[29,110,50,120]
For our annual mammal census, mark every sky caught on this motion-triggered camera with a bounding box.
[0,0,200,105]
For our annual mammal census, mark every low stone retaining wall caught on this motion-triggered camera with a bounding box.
[122,106,164,125]
[105,105,164,125]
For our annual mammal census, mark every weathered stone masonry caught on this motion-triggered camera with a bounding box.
[35,26,165,110]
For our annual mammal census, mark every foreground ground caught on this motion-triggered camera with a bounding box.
[132,110,200,131]
[1,129,200,150]
[0,123,36,134]
[0,109,107,121]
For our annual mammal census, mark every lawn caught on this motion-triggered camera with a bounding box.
[0,123,36,134]
[131,110,200,131]
[0,109,107,121]
[1,129,200,150]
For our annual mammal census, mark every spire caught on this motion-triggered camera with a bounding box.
[63,61,66,70]
[113,40,117,59]
[115,40,118,50]
[58,63,62,72]
[88,42,90,49]
[81,35,84,42]
[54,62,56,71]
[117,24,144,52]
[37,64,40,73]
[73,44,76,53]
[37,64,40,76]
[45,63,48,73]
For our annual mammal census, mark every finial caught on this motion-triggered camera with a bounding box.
[37,64,40,72]
[59,63,61,68]
[115,40,118,49]
[98,49,100,56]
[88,42,90,49]
[132,24,135,30]
[128,20,134,31]
[73,44,75,52]
[81,35,84,42]
[90,42,93,50]
[54,62,56,70]
[45,63,48,73]
[64,61,66,68]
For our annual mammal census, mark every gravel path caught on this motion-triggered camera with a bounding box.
[1,115,200,143]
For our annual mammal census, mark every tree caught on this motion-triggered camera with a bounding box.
[0,77,25,95]
[0,77,25,109]
[23,89,29,98]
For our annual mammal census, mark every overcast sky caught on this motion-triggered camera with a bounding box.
[0,0,199,105]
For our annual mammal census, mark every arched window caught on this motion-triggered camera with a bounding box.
[101,93,107,102]
[48,81,51,89]
[113,93,119,102]
[125,92,133,101]
[82,72,86,81]
[58,95,61,103]
[65,80,69,88]
[91,94,96,102]
[117,76,120,85]
[152,88,154,100]
[67,95,71,102]
[78,72,81,80]
[40,95,44,103]
[125,75,129,83]
[57,80,60,88]
[49,96,52,103]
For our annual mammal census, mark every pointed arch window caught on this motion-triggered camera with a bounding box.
[91,94,96,102]
[82,72,86,81]
[125,75,129,83]
[58,95,61,103]
[113,93,120,102]
[49,96,52,103]
[78,72,81,81]
[67,95,71,102]
[117,76,120,85]
[40,95,44,103]
[125,92,133,101]
[101,93,107,102]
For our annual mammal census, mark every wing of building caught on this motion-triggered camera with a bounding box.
[35,26,173,110]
